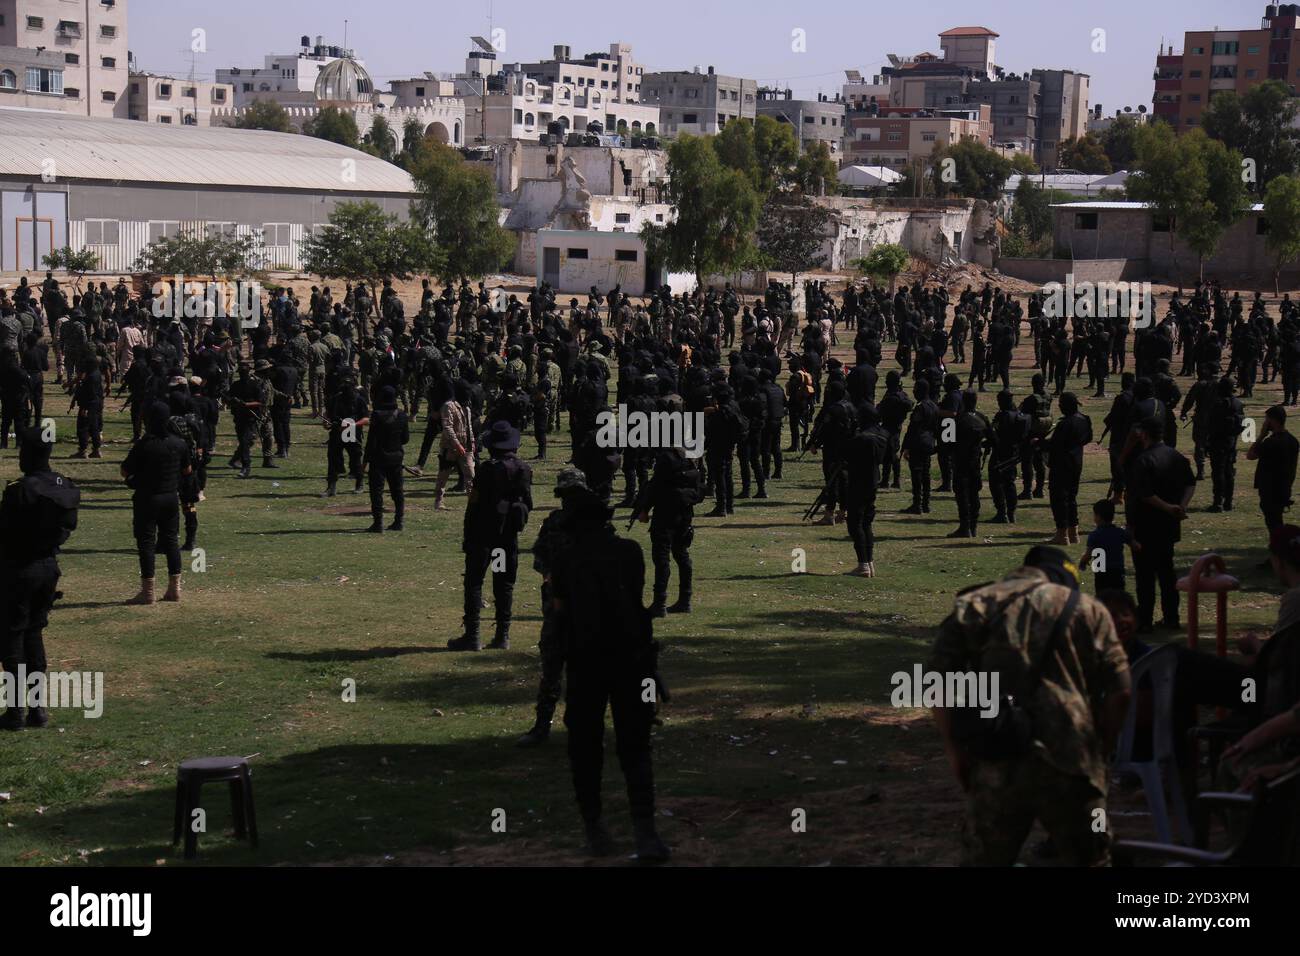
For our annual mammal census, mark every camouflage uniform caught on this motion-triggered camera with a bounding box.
[285,330,312,407]
[929,567,1130,866]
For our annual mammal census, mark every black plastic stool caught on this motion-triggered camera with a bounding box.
[172,756,259,859]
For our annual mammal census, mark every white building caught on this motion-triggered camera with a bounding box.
[0,0,130,117]
[536,229,692,295]
[128,73,234,126]
[216,36,364,109]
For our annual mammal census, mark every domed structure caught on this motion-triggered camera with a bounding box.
[314,57,374,105]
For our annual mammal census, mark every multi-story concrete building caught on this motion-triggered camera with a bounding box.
[938,26,998,80]
[459,69,659,144]
[843,104,992,169]
[640,66,756,136]
[1151,4,1294,130]
[0,0,129,117]
[842,70,890,112]
[1086,103,1150,134]
[128,73,234,126]
[1029,69,1089,169]
[0,43,71,111]
[216,36,364,109]
[519,43,645,104]
[755,88,846,156]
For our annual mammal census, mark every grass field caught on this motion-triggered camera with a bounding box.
[0,294,1289,866]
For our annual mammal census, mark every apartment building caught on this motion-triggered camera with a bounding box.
[216,36,364,109]
[843,104,993,169]
[1152,4,1295,130]
[520,43,645,104]
[755,88,846,156]
[640,66,757,136]
[128,73,233,126]
[0,0,129,117]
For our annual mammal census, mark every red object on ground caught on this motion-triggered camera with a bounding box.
[1176,553,1240,659]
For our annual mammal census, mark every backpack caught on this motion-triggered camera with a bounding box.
[168,414,202,465]
[676,453,706,507]
[6,472,80,560]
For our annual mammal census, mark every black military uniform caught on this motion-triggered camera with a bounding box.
[901,380,939,514]
[449,422,533,651]
[844,405,889,576]
[1046,392,1094,542]
[1250,405,1300,533]
[323,370,368,496]
[989,391,1029,524]
[1018,375,1052,499]
[635,446,702,617]
[121,402,190,604]
[877,371,913,490]
[550,513,669,862]
[0,427,78,730]
[949,390,992,538]
[363,386,410,532]
[517,467,611,748]
[1205,377,1244,513]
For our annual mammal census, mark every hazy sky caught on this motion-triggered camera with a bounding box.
[130,0,1263,112]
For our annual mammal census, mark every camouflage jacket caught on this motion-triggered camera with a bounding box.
[929,567,1130,791]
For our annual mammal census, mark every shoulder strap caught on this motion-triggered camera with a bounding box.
[1026,587,1082,691]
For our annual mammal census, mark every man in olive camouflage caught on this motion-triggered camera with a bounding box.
[929,546,1131,865]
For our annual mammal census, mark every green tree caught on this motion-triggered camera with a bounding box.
[713,118,760,190]
[1010,180,1053,244]
[362,115,398,162]
[304,106,360,148]
[756,196,833,282]
[1202,80,1300,193]
[299,200,443,294]
[133,231,261,281]
[1009,152,1040,176]
[234,99,293,133]
[1178,134,1249,282]
[1263,174,1300,294]
[853,243,910,293]
[1126,124,1215,291]
[752,115,799,195]
[409,143,515,281]
[641,134,763,288]
[931,139,1013,200]
[42,246,100,293]
[1099,114,1141,170]
[791,141,839,197]
[1058,133,1112,174]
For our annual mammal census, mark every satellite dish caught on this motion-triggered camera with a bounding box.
[1123,106,1132,112]
[1137,104,1148,114]
[471,35,494,54]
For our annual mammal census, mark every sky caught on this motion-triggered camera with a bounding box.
[129,0,1264,114]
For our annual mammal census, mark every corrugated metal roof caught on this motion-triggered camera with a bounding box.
[0,108,416,194]
[1052,200,1266,212]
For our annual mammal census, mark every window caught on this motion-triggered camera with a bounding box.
[206,222,237,237]
[804,115,815,124]
[26,67,63,95]
[57,20,82,39]
[1249,46,1261,55]
[158,115,172,123]
[213,89,226,102]
[65,53,79,65]
[600,80,608,89]
[184,87,196,97]
[242,83,252,92]
[0,70,14,90]
[64,87,79,98]
[85,220,120,245]
[263,223,292,246]
[888,131,902,142]
[100,25,117,38]
[415,86,425,97]
[523,112,534,126]
[1190,46,1205,55]
[102,57,116,69]
[685,88,699,99]
[615,213,631,224]
[148,221,180,242]
[567,248,588,259]
[158,83,171,97]
[1074,212,1098,230]
[26,16,44,29]
[1189,94,1201,102]
[514,108,523,123]
[101,90,115,102]
[615,249,637,262]
[683,113,698,124]
[1212,41,1239,55]
[921,132,937,142]
[1188,70,1202,78]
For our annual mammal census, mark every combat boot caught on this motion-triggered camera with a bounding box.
[517,701,555,748]
[322,483,337,498]
[1046,528,1070,545]
[1017,487,1032,501]
[26,705,48,728]
[1067,526,1079,545]
[262,456,278,469]
[0,705,24,731]
[946,526,971,539]
[366,520,383,533]
[163,574,182,602]
[633,819,671,864]
[387,517,404,531]
[447,633,481,652]
[649,600,667,619]
[667,596,692,614]
[988,512,1007,524]
[488,623,510,650]
[126,577,155,606]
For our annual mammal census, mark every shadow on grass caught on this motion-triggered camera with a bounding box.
[267,645,447,663]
